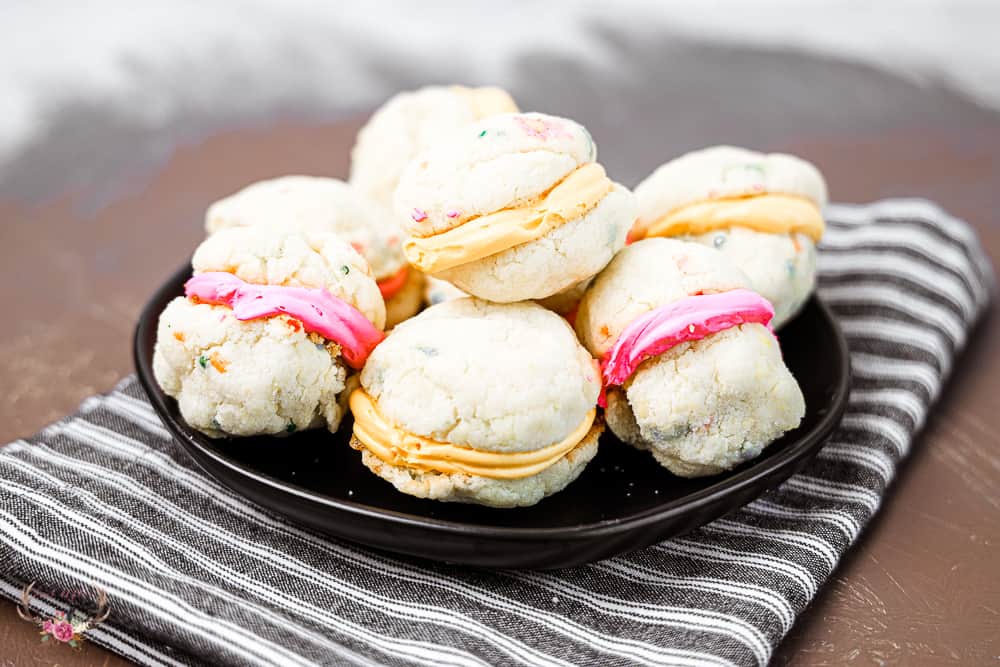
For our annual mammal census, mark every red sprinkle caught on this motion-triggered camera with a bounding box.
[445,209,460,218]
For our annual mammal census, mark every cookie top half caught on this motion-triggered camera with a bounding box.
[204,175,405,282]
[633,146,827,237]
[575,238,751,357]
[350,85,518,207]
[193,226,386,330]
[394,112,598,237]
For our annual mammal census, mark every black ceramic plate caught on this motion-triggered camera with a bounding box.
[135,264,850,569]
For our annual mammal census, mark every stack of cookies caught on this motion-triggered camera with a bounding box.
[154,84,826,508]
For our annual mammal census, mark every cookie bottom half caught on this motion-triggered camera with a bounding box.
[349,422,602,508]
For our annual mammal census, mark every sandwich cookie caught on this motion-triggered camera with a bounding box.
[575,238,805,477]
[424,274,588,324]
[632,146,827,328]
[423,276,468,306]
[205,175,422,328]
[350,299,603,507]
[153,227,385,437]
[396,112,635,302]
[350,85,519,210]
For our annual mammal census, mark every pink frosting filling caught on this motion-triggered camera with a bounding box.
[599,289,774,406]
[184,272,385,369]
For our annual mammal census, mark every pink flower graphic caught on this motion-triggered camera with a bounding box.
[52,620,75,642]
[19,582,110,650]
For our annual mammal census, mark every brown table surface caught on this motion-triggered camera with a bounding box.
[2,43,999,666]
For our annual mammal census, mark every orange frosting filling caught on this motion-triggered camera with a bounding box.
[638,193,824,242]
[403,163,613,274]
[350,388,596,479]
[377,266,409,300]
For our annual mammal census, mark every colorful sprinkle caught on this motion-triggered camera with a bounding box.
[211,417,222,430]
[411,208,428,222]
[341,265,350,275]
[286,422,297,433]
[713,234,727,248]
[722,163,766,184]
[197,355,208,369]
[445,209,461,218]
[209,352,229,373]
[478,129,488,138]
[514,115,573,141]
[173,331,185,342]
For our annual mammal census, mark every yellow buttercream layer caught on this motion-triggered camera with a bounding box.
[454,85,519,119]
[403,163,614,273]
[642,193,825,242]
[350,389,596,480]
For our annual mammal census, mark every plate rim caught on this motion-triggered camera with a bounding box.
[134,262,851,541]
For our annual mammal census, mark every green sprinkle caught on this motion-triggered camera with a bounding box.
[478,129,487,138]
[341,265,350,275]
[211,417,222,430]
[286,422,297,433]
[198,355,208,369]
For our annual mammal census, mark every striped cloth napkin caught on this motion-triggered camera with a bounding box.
[0,199,993,667]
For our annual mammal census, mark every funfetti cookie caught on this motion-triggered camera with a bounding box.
[632,146,828,328]
[424,274,588,322]
[396,112,636,302]
[575,238,805,477]
[153,227,386,438]
[204,175,422,327]
[350,85,519,210]
[423,275,468,307]
[350,298,603,508]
